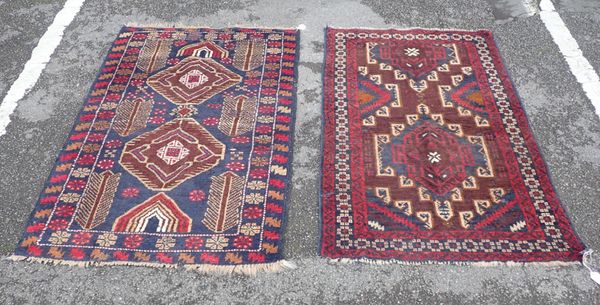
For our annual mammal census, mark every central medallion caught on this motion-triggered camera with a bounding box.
[178,69,209,89]
[147,57,242,105]
[392,121,475,195]
[120,119,225,191]
[156,140,190,165]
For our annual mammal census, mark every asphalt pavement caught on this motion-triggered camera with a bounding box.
[0,0,599,304]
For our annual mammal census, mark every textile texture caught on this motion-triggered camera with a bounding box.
[320,28,585,263]
[13,27,299,273]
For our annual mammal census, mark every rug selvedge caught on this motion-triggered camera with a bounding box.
[320,28,585,264]
[12,26,299,274]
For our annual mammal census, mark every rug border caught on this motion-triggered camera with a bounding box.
[484,29,588,251]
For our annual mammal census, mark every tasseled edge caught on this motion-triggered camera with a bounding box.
[328,257,582,267]
[185,260,297,276]
[123,22,301,31]
[5,255,297,276]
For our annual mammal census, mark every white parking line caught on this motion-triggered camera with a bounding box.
[539,0,600,118]
[0,0,86,137]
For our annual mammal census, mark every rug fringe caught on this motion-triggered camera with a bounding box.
[123,22,299,31]
[5,255,297,276]
[185,259,297,276]
[328,257,581,267]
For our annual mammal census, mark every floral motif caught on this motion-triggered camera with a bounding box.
[245,193,264,205]
[96,233,118,247]
[66,179,87,191]
[155,236,176,250]
[206,236,229,250]
[240,223,261,236]
[48,231,71,245]
[71,232,93,245]
[48,219,69,230]
[233,236,253,249]
[184,236,204,249]
[251,157,269,167]
[148,116,165,125]
[121,187,140,198]
[60,193,81,203]
[188,190,206,202]
[97,159,115,170]
[247,181,267,190]
[225,162,245,171]
[202,117,219,126]
[54,205,76,217]
[105,139,123,148]
[123,235,143,249]
[77,155,96,165]
[71,168,91,178]
[243,206,263,219]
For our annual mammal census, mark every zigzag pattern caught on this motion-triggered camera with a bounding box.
[233,39,266,71]
[202,171,244,233]
[75,171,121,230]
[218,95,257,136]
[138,39,172,73]
[112,98,152,137]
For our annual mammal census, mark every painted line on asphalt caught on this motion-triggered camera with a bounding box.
[0,0,86,137]
[539,0,600,118]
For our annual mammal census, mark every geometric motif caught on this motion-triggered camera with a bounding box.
[113,192,192,233]
[112,98,153,137]
[202,171,245,233]
[217,95,258,136]
[74,170,121,230]
[138,39,172,73]
[365,40,460,93]
[321,28,584,264]
[147,57,242,105]
[156,140,190,165]
[233,39,266,71]
[387,119,477,196]
[176,41,229,59]
[12,27,300,273]
[119,119,225,191]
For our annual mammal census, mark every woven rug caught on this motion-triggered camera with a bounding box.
[12,26,299,274]
[320,28,585,264]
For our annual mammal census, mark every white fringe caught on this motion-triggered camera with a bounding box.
[5,255,297,276]
[328,257,582,267]
[123,22,298,31]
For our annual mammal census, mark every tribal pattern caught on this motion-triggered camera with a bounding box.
[138,39,172,73]
[113,192,192,233]
[233,39,266,71]
[112,98,153,137]
[75,171,121,230]
[203,171,245,233]
[218,95,258,136]
[320,28,584,264]
[14,27,299,271]
[147,57,242,105]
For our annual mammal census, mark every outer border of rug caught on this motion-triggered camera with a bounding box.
[7,25,302,276]
[318,26,586,267]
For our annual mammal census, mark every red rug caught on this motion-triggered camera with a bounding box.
[320,28,585,264]
[13,27,299,274]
